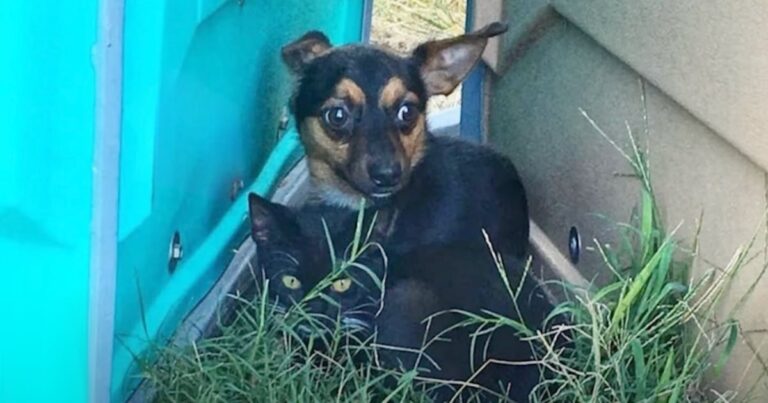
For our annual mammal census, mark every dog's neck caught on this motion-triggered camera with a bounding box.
[311,180,366,209]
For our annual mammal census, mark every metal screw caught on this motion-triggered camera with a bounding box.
[230,179,245,201]
[168,231,183,273]
[568,226,581,264]
[276,107,290,139]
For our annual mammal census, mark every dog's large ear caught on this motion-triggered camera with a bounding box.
[411,22,508,96]
[281,31,332,74]
[248,193,297,242]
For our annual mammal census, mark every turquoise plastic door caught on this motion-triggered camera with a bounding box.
[0,2,100,403]
[110,1,365,402]
[0,1,365,402]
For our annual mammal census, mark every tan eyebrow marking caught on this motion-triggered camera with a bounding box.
[332,78,366,106]
[379,76,413,108]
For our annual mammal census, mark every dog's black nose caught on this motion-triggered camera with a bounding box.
[367,162,402,189]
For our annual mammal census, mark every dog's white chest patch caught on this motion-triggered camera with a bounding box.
[313,182,365,209]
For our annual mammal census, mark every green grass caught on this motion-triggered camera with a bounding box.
[139,109,759,402]
[140,207,453,402]
[141,295,432,402]
[484,108,753,402]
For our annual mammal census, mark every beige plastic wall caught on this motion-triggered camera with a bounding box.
[477,0,768,395]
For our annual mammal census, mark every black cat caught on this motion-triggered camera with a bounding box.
[247,193,557,402]
[247,193,386,338]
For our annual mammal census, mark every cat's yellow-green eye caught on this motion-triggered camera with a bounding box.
[331,278,352,293]
[281,274,301,290]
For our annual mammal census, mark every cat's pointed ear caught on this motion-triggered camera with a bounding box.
[248,193,284,242]
[411,22,508,96]
[281,30,332,74]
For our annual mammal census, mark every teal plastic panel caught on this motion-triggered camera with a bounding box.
[111,1,364,400]
[0,2,98,403]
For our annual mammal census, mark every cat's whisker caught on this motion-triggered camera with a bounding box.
[271,304,288,315]
[344,306,376,315]
[345,302,380,314]
[341,317,372,331]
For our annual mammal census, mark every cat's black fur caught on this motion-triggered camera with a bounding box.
[376,243,553,402]
[247,193,386,335]
[248,193,556,402]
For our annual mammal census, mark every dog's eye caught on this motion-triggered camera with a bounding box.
[331,278,352,293]
[323,106,350,129]
[396,103,417,124]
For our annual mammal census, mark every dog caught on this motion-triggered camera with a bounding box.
[281,22,530,258]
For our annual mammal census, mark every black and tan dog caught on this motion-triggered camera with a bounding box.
[281,22,529,257]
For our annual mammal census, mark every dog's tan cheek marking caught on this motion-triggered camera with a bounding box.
[307,158,348,190]
[334,78,366,107]
[401,115,427,168]
[378,77,407,108]
[300,117,349,165]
